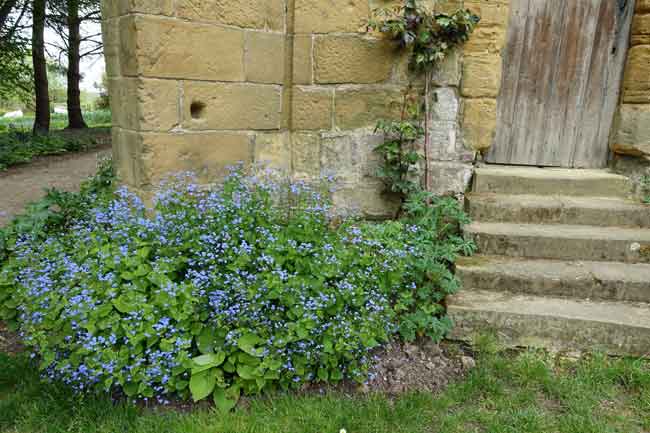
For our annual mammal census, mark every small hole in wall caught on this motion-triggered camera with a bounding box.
[190,101,206,120]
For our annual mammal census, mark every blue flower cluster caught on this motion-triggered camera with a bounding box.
[0,167,465,404]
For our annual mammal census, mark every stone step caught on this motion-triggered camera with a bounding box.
[465,222,650,263]
[467,194,650,227]
[457,255,650,303]
[447,289,650,356]
[473,166,632,198]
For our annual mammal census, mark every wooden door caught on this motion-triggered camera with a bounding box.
[486,0,635,168]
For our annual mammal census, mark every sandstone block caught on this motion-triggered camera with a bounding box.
[631,13,650,45]
[100,0,119,19]
[434,0,465,14]
[314,36,396,84]
[292,87,333,130]
[110,78,179,131]
[117,0,174,15]
[254,132,291,171]
[245,31,285,84]
[183,82,282,130]
[291,133,321,179]
[175,0,284,31]
[331,182,399,219]
[293,35,313,85]
[623,45,650,103]
[101,19,120,77]
[431,87,460,122]
[334,87,403,130]
[140,132,253,185]
[394,49,462,86]
[428,121,464,161]
[613,105,650,158]
[427,161,474,196]
[295,0,369,34]
[463,98,497,151]
[120,16,245,81]
[461,54,502,98]
[624,90,650,104]
[464,26,507,55]
[118,15,138,76]
[320,131,385,183]
[320,133,362,183]
[112,128,145,187]
[464,1,510,28]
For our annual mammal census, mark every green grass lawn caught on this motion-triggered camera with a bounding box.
[1,342,648,433]
[0,111,112,131]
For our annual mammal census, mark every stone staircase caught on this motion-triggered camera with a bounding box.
[448,166,650,356]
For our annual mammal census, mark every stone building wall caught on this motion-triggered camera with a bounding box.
[101,0,481,218]
[458,0,509,157]
[100,0,288,191]
[613,0,650,161]
[101,0,650,216]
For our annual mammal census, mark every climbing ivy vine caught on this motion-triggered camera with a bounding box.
[368,1,479,206]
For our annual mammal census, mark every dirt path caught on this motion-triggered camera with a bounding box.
[0,145,112,227]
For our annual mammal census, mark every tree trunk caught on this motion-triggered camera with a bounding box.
[66,0,86,129]
[32,0,50,135]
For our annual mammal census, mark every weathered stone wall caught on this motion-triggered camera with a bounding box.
[613,0,650,161]
[288,0,481,216]
[102,0,650,216]
[101,0,479,217]
[101,0,288,192]
[459,0,509,155]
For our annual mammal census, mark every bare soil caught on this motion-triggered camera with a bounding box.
[365,339,474,395]
[0,144,111,226]
[301,339,474,397]
[0,322,22,356]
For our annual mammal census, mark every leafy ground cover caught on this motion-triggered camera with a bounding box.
[0,110,111,170]
[1,342,648,433]
[0,166,472,408]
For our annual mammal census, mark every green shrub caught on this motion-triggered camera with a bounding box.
[0,168,471,408]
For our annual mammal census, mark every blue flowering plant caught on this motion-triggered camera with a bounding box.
[0,167,471,409]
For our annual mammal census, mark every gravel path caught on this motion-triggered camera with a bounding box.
[0,145,112,227]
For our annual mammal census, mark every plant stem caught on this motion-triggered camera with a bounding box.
[423,70,431,192]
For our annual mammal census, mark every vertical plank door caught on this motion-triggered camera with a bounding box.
[486,0,635,168]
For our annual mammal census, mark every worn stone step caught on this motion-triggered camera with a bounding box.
[457,255,650,303]
[473,166,632,198]
[465,222,650,263]
[447,289,650,356]
[467,194,650,227]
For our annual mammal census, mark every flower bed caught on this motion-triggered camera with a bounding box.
[0,168,472,409]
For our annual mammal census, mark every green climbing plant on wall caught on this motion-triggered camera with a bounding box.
[368,1,479,206]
